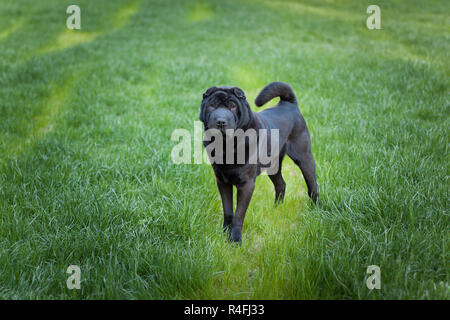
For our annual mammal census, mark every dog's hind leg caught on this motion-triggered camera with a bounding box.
[268,153,286,204]
[286,129,318,203]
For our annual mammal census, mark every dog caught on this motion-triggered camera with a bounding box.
[200,82,318,243]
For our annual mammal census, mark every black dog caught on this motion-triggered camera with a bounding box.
[200,82,318,243]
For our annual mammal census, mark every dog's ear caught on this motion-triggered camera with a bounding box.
[231,87,251,128]
[203,86,218,99]
[200,87,217,123]
[232,87,246,100]
[237,100,252,128]
[199,102,206,123]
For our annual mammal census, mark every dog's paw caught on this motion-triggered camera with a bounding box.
[274,197,284,206]
[223,218,233,233]
[230,227,242,243]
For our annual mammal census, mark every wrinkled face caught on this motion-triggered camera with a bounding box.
[200,86,251,134]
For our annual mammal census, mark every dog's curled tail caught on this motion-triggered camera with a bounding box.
[255,82,297,107]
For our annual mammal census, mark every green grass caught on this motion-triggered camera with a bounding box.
[0,0,448,299]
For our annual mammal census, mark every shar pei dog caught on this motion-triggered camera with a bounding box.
[199,82,318,243]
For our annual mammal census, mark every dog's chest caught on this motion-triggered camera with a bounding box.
[213,164,257,185]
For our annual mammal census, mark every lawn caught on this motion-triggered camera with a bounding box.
[0,0,448,299]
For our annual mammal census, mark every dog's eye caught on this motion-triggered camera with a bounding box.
[228,101,237,109]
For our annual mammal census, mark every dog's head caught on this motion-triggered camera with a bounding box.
[199,86,252,133]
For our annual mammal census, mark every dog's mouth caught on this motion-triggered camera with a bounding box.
[203,122,235,137]
[221,128,235,137]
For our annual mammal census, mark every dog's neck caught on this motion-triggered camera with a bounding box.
[241,111,261,131]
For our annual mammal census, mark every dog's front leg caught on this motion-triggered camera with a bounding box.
[216,179,234,232]
[231,179,255,243]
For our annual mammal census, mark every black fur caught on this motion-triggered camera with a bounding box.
[200,82,318,243]
[255,82,297,106]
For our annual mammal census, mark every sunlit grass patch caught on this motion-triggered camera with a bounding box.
[0,17,25,40]
[113,1,140,29]
[8,78,75,156]
[187,2,215,23]
[34,80,73,136]
[205,158,310,299]
[38,29,99,54]
[230,65,267,106]
[262,0,360,22]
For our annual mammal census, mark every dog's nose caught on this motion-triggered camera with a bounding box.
[216,119,227,128]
